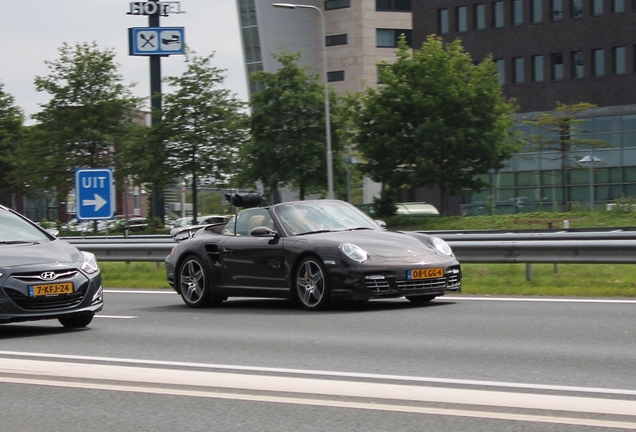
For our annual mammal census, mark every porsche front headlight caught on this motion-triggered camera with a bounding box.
[432,237,453,256]
[81,251,100,274]
[339,243,368,263]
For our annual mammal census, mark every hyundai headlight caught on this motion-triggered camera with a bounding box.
[81,251,100,274]
[339,243,368,263]
[432,237,453,256]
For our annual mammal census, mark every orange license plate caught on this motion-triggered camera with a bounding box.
[29,282,74,297]
[408,268,444,280]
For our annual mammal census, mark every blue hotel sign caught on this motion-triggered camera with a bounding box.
[129,27,185,56]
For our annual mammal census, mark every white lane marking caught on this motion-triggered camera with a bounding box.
[104,289,636,304]
[105,289,176,294]
[1,376,635,430]
[0,350,634,398]
[94,315,137,319]
[0,358,635,418]
[446,296,636,304]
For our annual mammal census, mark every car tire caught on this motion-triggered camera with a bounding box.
[58,313,94,328]
[177,255,223,308]
[294,256,330,311]
[405,295,436,304]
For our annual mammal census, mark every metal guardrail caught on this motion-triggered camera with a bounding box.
[66,235,636,265]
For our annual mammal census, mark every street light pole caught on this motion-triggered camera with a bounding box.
[272,3,334,199]
[579,154,601,211]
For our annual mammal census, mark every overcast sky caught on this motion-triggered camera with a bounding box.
[0,0,248,121]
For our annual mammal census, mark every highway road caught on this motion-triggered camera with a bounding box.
[1,290,635,431]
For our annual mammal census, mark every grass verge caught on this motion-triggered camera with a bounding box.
[99,262,636,298]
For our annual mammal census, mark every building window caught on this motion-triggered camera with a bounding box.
[591,0,603,15]
[531,0,543,22]
[376,29,412,47]
[493,1,505,27]
[475,4,486,29]
[551,53,564,80]
[238,0,257,26]
[326,34,348,46]
[532,55,544,82]
[325,0,350,10]
[571,0,583,17]
[496,59,506,84]
[327,70,345,82]
[242,26,262,64]
[571,51,584,78]
[551,0,563,20]
[456,6,468,31]
[513,57,524,83]
[614,46,626,74]
[438,9,449,34]
[512,0,523,24]
[376,0,411,11]
[593,49,605,76]
[612,0,625,13]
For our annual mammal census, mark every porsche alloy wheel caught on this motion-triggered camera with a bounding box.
[295,257,330,311]
[178,255,222,308]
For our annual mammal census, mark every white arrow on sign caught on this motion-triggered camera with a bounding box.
[82,194,107,212]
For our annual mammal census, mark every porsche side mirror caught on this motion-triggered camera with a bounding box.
[374,220,387,230]
[250,226,279,237]
[45,228,59,237]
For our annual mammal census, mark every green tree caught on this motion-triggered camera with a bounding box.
[157,51,249,222]
[351,36,520,215]
[238,51,346,200]
[12,42,143,209]
[0,82,24,191]
[522,102,608,208]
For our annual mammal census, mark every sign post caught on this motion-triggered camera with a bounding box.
[127,0,185,226]
[75,169,115,221]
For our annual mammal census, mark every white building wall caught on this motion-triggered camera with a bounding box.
[237,0,412,203]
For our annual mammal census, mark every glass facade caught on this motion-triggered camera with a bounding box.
[238,0,263,95]
[462,113,636,214]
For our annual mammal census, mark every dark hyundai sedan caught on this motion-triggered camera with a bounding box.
[0,205,103,327]
[166,198,461,311]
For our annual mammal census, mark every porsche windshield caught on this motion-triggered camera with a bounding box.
[0,210,50,243]
[274,201,380,236]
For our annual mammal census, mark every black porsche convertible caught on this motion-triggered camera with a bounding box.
[165,198,461,311]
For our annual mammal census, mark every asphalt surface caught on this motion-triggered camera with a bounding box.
[0,291,635,431]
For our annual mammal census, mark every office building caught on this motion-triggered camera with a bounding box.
[414,0,636,214]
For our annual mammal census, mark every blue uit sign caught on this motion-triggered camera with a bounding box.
[129,27,185,56]
[75,169,115,220]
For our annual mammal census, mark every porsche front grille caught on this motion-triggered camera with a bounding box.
[366,277,448,292]
[365,268,460,293]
